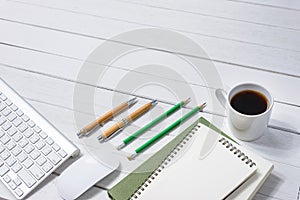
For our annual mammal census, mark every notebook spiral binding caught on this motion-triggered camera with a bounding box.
[218,137,256,167]
[131,123,256,199]
[131,124,201,199]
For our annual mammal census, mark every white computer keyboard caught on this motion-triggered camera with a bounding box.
[0,78,79,199]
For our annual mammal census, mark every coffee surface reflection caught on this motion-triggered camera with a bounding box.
[230,90,268,115]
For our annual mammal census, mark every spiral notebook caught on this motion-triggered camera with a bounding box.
[108,117,272,200]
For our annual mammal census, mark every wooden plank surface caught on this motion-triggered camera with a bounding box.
[115,0,300,30]
[2,0,300,52]
[0,0,299,199]
[228,0,300,11]
[0,0,299,77]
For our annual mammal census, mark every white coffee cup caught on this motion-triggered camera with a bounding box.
[216,83,273,141]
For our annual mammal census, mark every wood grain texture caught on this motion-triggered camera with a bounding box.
[0,0,299,77]
[3,0,300,52]
[1,62,299,134]
[114,0,300,30]
[228,0,300,11]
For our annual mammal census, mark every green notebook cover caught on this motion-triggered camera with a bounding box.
[108,117,235,200]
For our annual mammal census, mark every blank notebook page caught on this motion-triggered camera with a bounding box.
[134,125,257,200]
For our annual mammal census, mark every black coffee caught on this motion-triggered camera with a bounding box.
[230,90,268,115]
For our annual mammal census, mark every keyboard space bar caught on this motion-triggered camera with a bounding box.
[18,169,36,188]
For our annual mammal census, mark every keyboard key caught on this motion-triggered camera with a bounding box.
[18,123,28,132]
[5,140,16,150]
[48,152,61,165]
[2,121,12,131]
[0,145,4,153]
[10,104,18,111]
[12,146,22,156]
[0,135,10,144]
[17,152,28,163]
[0,116,6,126]
[24,129,34,138]
[7,112,17,122]
[1,108,11,116]
[35,140,45,150]
[15,188,24,197]
[41,146,52,156]
[1,150,10,160]
[23,158,34,169]
[13,177,22,186]
[18,138,29,148]
[52,143,61,151]
[7,127,17,136]
[24,144,34,154]
[21,114,30,122]
[12,163,22,173]
[12,118,22,127]
[29,165,44,180]
[41,162,52,173]
[0,159,4,166]
[6,156,16,167]
[12,132,22,142]
[30,150,40,160]
[0,102,6,111]
[16,109,23,117]
[33,126,41,133]
[3,175,11,183]
[58,149,67,158]
[29,134,39,144]
[0,165,9,176]
[36,156,47,166]
[45,137,54,145]
[0,94,7,101]
[5,99,12,106]
[18,169,36,188]
[27,120,35,128]
[0,130,5,137]
[39,131,48,139]
[8,181,17,190]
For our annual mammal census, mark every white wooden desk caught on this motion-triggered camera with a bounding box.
[0,0,299,199]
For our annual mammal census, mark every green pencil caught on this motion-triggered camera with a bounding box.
[127,102,207,160]
[117,98,191,150]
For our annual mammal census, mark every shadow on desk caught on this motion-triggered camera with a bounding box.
[98,166,123,189]
[255,173,281,200]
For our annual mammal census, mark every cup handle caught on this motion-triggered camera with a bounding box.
[215,88,227,109]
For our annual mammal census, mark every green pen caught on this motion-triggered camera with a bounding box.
[117,98,191,150]
[127,102,207,160]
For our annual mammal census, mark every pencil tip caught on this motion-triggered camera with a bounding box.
[183,98,191,105]
[199,102,207,110]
